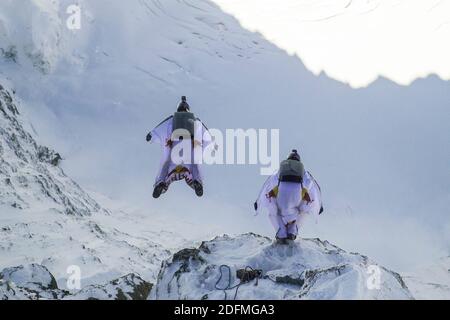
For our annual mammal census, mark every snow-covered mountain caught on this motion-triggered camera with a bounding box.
[1,0,445,272]
[0,77,422,300]
[0,91,419,299]
[0,83,100,215]
[0,0,449,299]
[0,83,176,293]
[152,233,413,300]
[0,235,414,300]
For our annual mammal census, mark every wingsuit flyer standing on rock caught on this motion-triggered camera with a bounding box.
[146,96,213,198]
[254,150,323,244]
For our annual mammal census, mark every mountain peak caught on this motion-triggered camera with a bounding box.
[152,233,413,300]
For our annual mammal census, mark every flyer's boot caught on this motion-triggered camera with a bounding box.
[152,182,168,199]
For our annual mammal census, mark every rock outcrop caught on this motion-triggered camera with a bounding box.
[151,233,413,300]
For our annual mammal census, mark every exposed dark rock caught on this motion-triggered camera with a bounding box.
[173,248,204,263]
[275,275,304,287]
[37,146,62,166]
[1,46,18,63]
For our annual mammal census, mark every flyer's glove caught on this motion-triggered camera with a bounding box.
[146,133,152,142]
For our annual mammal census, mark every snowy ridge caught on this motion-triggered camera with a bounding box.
[0,264,152,300]
[0,84,100,215]
[152,233,413,300]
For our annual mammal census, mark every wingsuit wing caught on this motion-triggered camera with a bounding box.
[195,118,215,151]
[255,172,279,216]
[150,116,173,146]
[300,171,323,220]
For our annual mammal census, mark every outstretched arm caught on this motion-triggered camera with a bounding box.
[146,116,173,145]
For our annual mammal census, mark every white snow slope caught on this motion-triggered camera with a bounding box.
[0,0,449,299]
[403,256,450,300]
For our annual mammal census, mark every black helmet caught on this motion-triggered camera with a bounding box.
[177,96,190,112]
[287,149,301,161]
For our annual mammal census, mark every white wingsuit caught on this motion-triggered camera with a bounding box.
[149,115,213,191]
[256,170,323,239]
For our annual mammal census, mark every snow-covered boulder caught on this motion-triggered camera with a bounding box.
[0,83,101,215]
[151,233,413,300]
[0,264,67,300]
[0,264,152,300]
[66,273,152,300]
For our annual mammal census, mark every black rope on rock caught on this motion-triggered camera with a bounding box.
[215,265,240,300]
[215,265,263,300]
